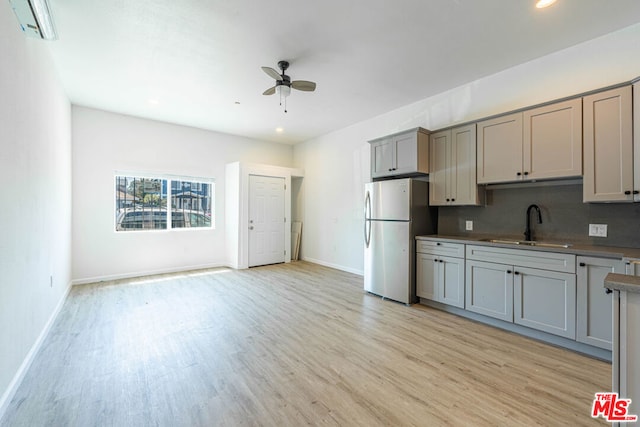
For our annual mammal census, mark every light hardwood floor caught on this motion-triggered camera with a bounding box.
[1,262,609,426]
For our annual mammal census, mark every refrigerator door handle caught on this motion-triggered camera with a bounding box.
[364,191,371,248]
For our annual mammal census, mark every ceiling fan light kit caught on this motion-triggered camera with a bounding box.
[262,60,316,113]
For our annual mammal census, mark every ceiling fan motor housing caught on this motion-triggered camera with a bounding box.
[277,60,290,72]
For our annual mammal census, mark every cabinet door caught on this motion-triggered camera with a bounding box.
[393,132,418,176]
[371,140,394,178]
[477,113,523,184]
[523,98,582,180]
[576,256,625,350]
[451,124,478,205]
[416,253,437,300]
[429,130,450,206]
[439,256,465,308]
[465,260,513,321]
[583,86,633,202]
[513,267,576,339]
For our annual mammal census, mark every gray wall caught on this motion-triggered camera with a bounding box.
[437,183,640,248]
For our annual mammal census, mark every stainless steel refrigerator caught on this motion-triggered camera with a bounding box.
[364,178,436,304]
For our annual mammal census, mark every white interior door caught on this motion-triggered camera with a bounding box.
[249,175,285,267]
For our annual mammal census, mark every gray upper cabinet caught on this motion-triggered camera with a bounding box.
[523,98,582,180]
[576,256,625,350]
[583,85,634,202]
[477,113,523,184]
[429,124,479,206]
[369,128,429,179]
[478,98,582,184]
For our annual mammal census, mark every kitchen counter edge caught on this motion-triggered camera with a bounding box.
[604,273,640,294]
[415,235,640,260]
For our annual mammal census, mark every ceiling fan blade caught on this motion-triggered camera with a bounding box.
[262,86,276,95]
[262,66,282,81]
[291,80,316,92]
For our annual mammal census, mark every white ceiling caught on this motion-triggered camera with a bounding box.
[46,0,640,144]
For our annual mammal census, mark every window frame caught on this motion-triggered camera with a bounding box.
[114,172,215,233]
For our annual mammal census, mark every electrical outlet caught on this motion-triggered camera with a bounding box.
[588,224,608,237]
[465,220,473,231]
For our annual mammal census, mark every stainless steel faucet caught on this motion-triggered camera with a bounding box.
[525,204,542,242]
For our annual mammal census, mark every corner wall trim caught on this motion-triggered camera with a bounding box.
[0,281,72,421]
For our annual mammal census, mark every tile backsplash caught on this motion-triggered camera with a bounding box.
[437,183,640,248]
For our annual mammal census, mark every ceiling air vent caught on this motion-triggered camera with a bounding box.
[8,0,57,40]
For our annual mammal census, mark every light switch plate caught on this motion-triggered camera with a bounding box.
[465,220,473,231]
[589,224,608,237]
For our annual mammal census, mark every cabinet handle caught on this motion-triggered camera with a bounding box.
[516,172,522,176]
[506,270,512,274]
[451,198,455,202]
[524,171,529,176]
[634,191,639,195]
[625,190,632,195]
[436,242,441,246]
[605,288,613,294]
[439,260,444,263]
[514,271,520,275]
[579,262,586,267]
[446,198,450,202]
[433,259,438,263]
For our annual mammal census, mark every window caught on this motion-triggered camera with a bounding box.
[170,180,212,229]
[115,175,214,232]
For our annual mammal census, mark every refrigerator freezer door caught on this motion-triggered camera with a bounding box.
[364,220,411,304]
[365,178,411,221]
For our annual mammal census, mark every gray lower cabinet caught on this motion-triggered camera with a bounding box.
[465,260,513,321]
[465,245,577,339]
[416,242,465,308]
[514,266,576,339]
[576,256,625,350]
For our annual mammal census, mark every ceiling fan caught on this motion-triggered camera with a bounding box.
[262,60,316,113]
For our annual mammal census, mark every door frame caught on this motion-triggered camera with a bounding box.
[225,162,304,269]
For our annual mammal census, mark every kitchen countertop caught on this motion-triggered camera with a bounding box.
[416,234,640,260]
[605,273,640,293]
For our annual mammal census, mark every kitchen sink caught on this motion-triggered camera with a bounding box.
[480,238,572,248]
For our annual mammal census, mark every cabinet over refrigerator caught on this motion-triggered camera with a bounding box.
[364,178,436,304]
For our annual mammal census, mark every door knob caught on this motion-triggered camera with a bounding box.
[249,226,254,230]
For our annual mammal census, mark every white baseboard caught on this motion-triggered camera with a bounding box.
[302,257,364,276]
[0,281,72,421]
[71,262,228,285]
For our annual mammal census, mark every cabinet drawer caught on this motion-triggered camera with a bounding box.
[466,245,575,273]
[417,240,464,257]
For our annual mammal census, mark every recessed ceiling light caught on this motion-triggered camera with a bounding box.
[536,0,557,8]
[275,127,284,133]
